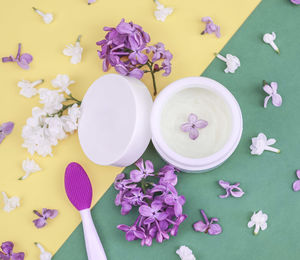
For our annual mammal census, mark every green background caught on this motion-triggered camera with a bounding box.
[54,0,300,259]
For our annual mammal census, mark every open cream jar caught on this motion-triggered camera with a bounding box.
[151,77,243,173]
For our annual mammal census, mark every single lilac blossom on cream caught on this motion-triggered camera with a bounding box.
[181,113,208,140]
[33,208,58,228]
[51,74,75,95]
[35,242,52,260]
[32,7,53,24]
[176,245,196,260]
[130,158,154,182]
[2,43,33,70]
[154,0,174,22]
[0,122,14,144]
[2,192,20,213]
[193,209,222,235]
[250,133,280,155]
[218,180,244,198]
[263,81,282,108]
[216,53,240,73]
[19,158,41,180]
[0,241,25,260]
[201,17,220,38]
[248,210,268,235]
[263,32,279,54]
[18,79,44,98]
[63,35,83,64]
[292,170,300,191]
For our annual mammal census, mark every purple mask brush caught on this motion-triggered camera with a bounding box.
[65,162,107,260]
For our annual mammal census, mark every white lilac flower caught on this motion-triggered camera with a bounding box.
[18,79,44,98]
[263,32,279,54]
[32,7,53,24]
[154,0,173,22]
[248,210,268,235]
[38,88,65,114]
[63,35,83,65]
[44,116,67,140]
[61,104,81,133]
[216,53,240,73]
[176,246,196,260]
[35,242,52,260]
[2,192,20,212]
[250,133,280,155]
[51,74,75,95]
[20,158,41,180]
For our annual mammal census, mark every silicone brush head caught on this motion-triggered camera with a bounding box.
[64,162,93,211]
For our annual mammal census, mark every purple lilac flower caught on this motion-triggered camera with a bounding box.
[0,241,25,260]
[293,170,300,191]
[263,81,282,108]
[33,208,58,228]
[96,19,172,95]
[193,209,222,235]
[158,165,178,186]
[201,17,221,38]
[290,0,300,4]
[181,113,208,140]
[218,180,245,198]
[0,122,14,144]
[2,43,33,70]
[130,158,154,183]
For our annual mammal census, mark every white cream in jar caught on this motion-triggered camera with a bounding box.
[160,86,233,158]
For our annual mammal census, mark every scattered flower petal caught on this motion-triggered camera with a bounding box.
[193,209,222,235]
[250,133,280,155]
[216,53,240,73]
[248,210,268,235]
[263,81,282,108]
[218,180,244,198]
[33,208,58,228]
[263,32,279,54]
[33,7,53,24]
[154,0,173,22]
[2,43,33,70]
[2,192,20,213]
[180,113,208,140]
[51,74,75,95]
[176,245,196,260]
[63,35,83,64]
[292,169,300,191]
[0,241,25,260]
[19,158,41,180]
[18,79,44,98]
[290,0,300,4]
[201,17,220,38]
[35,242,52,260]
[0,122,14,144]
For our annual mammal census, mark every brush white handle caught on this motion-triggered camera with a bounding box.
[80,209,107,260]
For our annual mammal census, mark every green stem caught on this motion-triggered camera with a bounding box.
[146,61,157,96]
[67,94,82,105]
[76,35,82,43]
[263,80,268,86]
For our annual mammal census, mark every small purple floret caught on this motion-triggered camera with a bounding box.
[33,208,58,228]
[181,113,208,140]
[0,122,14,144]
[293,170,300,191]
[0,241,25,260]
[193,209,222,235]
[218,180,244,198]
[201,17,221,38]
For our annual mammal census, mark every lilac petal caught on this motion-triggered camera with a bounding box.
[136,52,148,64]
[202,16,212,23]
[208,223,222,235]
[194,120,208,129]
[270,82,278,92]
[20,53,33,63]
[125,230,136,241]
[200,209,209,223]
[1,122,14,135]
[43,208,58,219]
[2,56,13,62]
[17,60,30,70]
[145,160,154,173]
[0,253,10,260]
[115,191,123,206]
[115,64,129,76]
[130,169,143,182]
[117,224,130,232]
[296,170,300,179]
[156,212,168,221]
[129,68,144,79]
[264,95,271,108]
[164,194,175,205]
[33,218,47,228]
[1,241,14,255]
[135,158,144,171]
[219,180,230,189]
[174,202,183,217]
[215,26,221,38]
[263,84,273,95]
[135,230,146,239]
[189,128,199,140]
[0,133,6,144]
[219,190,230,199]
[193,220,207,232]
[139,205,152,217]
[151,200,163,211]
[180,123,192,132]
[272,94,282,107]
[230,187,245,198]
[121,202,132,215]
[293,180,300,191]
[116,19,133,34]
[144,216,155,225]
[188,113,198,123]
[11,252,25,260]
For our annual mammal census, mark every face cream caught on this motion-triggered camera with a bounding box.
[151,77,243,173]
[160,86,232,158]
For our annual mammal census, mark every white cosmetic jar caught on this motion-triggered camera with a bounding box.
[151,77,243,173]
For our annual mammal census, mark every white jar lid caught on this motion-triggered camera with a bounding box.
[78,74,153,167]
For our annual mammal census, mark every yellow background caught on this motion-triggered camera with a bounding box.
[0,0,260,258]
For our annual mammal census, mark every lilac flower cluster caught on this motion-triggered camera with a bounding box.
[114,159,187,246]
[96,19,173,95]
